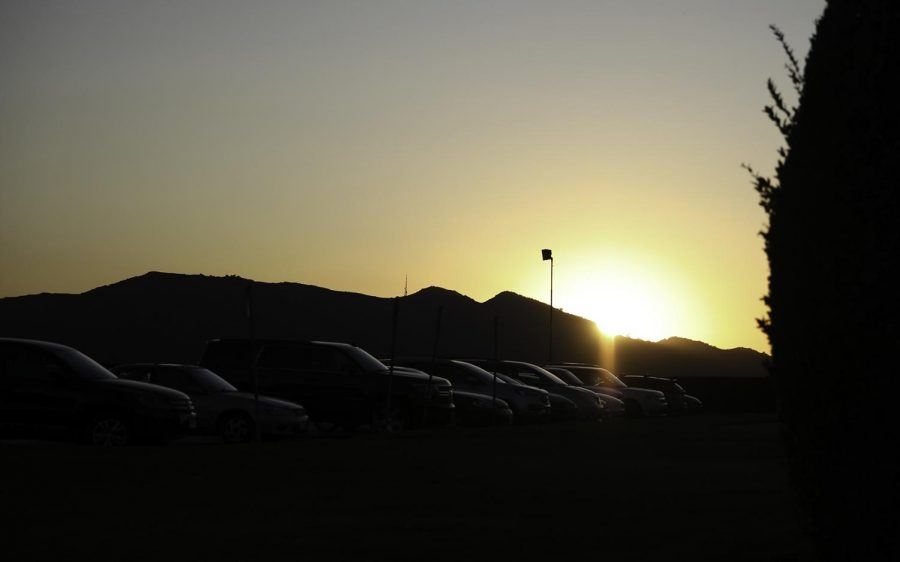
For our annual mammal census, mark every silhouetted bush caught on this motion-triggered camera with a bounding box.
[750,3,900,560]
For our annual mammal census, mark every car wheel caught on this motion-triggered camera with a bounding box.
[219,412,255,443]
[86,415,131,447]
[371,406,407,433]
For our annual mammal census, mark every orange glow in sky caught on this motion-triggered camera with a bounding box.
[564,265,678,341]
[0,1,826,353]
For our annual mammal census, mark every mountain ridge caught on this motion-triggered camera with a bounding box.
[0,271,768,380]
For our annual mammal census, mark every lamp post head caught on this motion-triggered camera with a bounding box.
[541,249,553,261]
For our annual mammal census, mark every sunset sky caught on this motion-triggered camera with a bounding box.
[1,0,824,352]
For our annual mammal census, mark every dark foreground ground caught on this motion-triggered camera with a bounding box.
[2,413,812,561]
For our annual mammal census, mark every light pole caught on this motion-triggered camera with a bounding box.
[542,249,553,363]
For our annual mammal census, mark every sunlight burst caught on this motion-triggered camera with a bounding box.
[562,269,676,342]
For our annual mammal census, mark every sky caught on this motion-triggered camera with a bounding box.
[1,0,825,352]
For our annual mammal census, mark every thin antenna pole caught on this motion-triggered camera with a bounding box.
[384,297,400,431]
[493,314,500,361]
[431,305,443,363]
[427,305,443,425]
[542,249,554,364]
[549,257,554,364]
[404,274,408,297]
[492,314,499,423]
[247,281,261,442]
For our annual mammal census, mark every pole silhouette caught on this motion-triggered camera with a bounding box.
[542,249,554,363]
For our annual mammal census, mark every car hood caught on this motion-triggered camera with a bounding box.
[593,393,625,407]
[508,383,548,396]
[92,378,190,401]
[453,390,509,408]
[583,386,623,399]
[554,385,599,400]
[218,392,304,410]
[547,393,576,407]
[384,368,451,387]
[620,387,666,400]
[493,384,547,401]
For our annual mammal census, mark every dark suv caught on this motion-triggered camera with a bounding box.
[0,338,196,446]
[199,339,454,431]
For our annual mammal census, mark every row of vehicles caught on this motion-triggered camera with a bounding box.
[0,337,701,446]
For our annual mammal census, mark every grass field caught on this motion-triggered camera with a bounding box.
[2,414,812,561]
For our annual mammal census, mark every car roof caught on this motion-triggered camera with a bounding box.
[112,363,199,369]
[0,337,75,351]
[624,375,676,382]
[208,338,356,347]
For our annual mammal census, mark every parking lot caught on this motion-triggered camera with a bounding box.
[1,413,812,561]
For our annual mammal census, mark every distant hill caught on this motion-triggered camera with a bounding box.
[0,272,768,380]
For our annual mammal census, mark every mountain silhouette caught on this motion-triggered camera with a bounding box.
[0,272,768,383]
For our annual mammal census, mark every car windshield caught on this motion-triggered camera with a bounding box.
[522,364,568,385]
[546,367,584,386]
[452,361,505,385]
[569,366,626,388]
[597,369,627,388]
[339,345,389,373]
[186,366,238,393]
[494,373,523,386]
[55,347,118,380]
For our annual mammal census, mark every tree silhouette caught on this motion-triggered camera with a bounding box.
[749,3,899,560]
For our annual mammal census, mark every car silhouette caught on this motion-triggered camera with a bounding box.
[385,364,513,427]
[0,338,196,446]
[384,358,550,424]
[545,363,668,417]
[544,366,627,418]
[488,371,578,422]
[451,390,513,426]
[465,359,605,421]
[622,375,703,415]
[111,363,309,442]
[200,339,454,432]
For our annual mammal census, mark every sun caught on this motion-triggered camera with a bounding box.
[561,268,676,342]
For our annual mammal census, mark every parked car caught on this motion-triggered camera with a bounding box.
[466,360,605,421]
[384,358,550,424]
[453,390,513,426]
[386,364,512,427]
[200,339,454,432]
[545,363,668,417]
[622,375,703,415]
[488,371,579,422]
[0,338,196,446]
[545,391,579,421]
[111,363,309,442]
[544,366,627,418]
[682,394,703,414]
